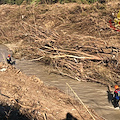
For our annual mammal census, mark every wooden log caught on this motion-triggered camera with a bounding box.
[43,46,102,60]
[50,54,101,61]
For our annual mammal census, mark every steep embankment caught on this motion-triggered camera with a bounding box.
[0,2,120,88]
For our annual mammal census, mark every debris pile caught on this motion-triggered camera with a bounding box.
[0,2,120,87]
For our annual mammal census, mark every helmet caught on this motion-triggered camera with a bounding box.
[8,54,11,57]
[115,85,119,89]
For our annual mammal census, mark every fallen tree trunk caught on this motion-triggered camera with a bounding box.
[43,46,102,60]
[50,54,102,61]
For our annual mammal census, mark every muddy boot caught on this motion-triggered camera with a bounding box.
[114,99,119,108]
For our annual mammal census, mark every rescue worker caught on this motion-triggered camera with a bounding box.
[113,85,120,108]
[7,54,12,64]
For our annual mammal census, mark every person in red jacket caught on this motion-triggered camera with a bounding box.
[113,85,120,108]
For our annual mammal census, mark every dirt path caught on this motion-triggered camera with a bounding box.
[1,44,120,120]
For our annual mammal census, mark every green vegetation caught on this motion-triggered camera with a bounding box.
[0,0,24,5]
[0,0,104,5]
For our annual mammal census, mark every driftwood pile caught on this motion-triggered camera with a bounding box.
[33,38,120,86]
[0,4,120,87]
[23,18,120,86]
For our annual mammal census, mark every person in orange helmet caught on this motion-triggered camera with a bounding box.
[6,54,12,64]
[113,85,120,108]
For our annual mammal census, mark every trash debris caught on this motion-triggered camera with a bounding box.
[0,68,7,72]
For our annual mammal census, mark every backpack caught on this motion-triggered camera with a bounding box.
[116,90,120,97]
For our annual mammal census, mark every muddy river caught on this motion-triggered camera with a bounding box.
[0,44,120,120]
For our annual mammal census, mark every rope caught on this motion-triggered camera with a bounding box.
[66,83,96,120]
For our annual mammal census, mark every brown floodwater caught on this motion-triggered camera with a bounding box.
[0,44,120,120]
